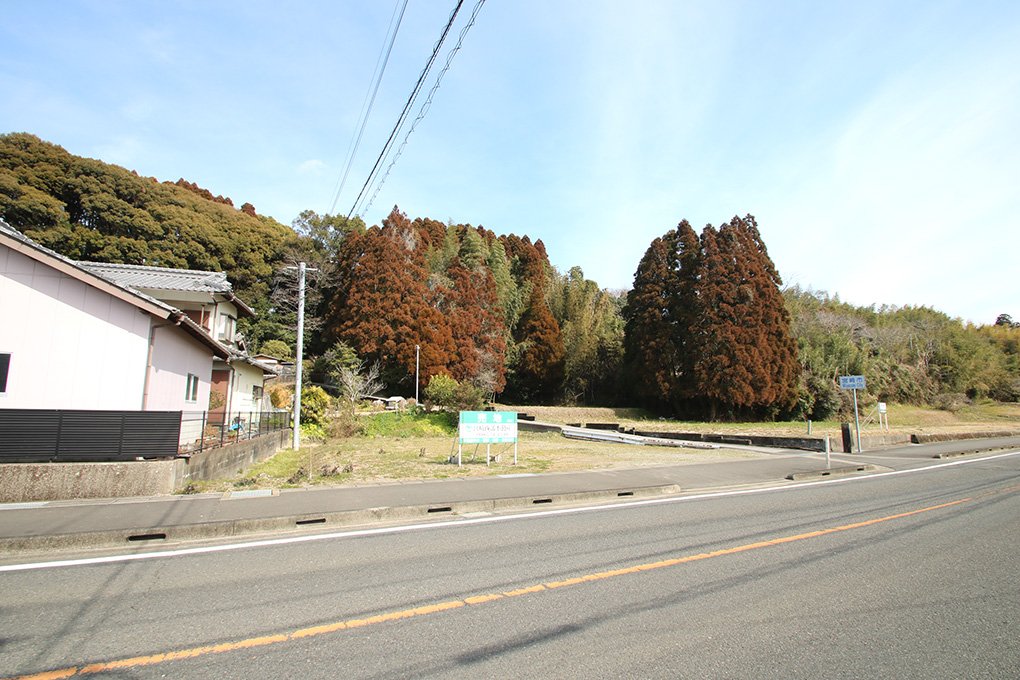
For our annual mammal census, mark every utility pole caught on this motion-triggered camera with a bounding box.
[415,344,420,404]
[293,262,306,451]
[283,262,317,452]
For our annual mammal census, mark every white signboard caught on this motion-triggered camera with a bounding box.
[839,375,867,390]
[459,411,518,444]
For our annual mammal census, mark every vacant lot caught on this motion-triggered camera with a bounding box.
[188,401,1020,493]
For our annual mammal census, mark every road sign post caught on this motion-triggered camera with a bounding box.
[839,375,867,452]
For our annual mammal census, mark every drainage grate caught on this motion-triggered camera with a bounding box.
[295,518,326,526]
[532,498,553,504]
[427,506,453,514]
[617,491,635,497]
[128,533,167,542]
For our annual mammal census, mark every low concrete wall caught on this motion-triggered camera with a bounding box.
[857,433,913,449]
[0,459,187,503]
[632,430,830,452]
[911,430,1020,444]
[0,429,292,502]
[519,420,563,433]
[179,429,292,484]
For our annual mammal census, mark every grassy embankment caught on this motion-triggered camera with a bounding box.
[181,401,1020,494]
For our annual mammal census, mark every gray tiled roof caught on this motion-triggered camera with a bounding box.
[77,262,233,294]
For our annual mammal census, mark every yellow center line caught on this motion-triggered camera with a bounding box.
[7,486,1016,680]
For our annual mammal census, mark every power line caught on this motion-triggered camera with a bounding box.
[361,0,487,217]
[347,0,466,220]
[328,0,410,215]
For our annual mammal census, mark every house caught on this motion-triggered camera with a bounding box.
[77,262,279,426]
[0,220,276,449]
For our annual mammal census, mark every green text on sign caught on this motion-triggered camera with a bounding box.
[459,411,518,444]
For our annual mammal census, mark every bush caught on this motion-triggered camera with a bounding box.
[268,384,292,410]
[807,375,842,421]
[327,408,364,438]
[300,385,331,426]
[454,381,485,411]
[990,378,1020,402]
[423,374,486,412]
[424,374,458,410]
[933,393,971,412]
[260,339,293,361]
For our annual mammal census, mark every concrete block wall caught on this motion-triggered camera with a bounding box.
[0,429,292,502]
[178,429,291,484]
[0,459,186,503]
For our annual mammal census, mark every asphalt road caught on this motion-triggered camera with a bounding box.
[2,451,1019,679]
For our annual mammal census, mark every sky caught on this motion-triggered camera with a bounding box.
[2,0,1018,325]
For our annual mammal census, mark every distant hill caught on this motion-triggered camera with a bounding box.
[3,132,1016,412]
[0,132,295,304]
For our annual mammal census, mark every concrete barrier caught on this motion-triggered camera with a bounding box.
[858,434,913,449]
[632,430,830,452]
[911,430,1020,444]
[0,459,186,503]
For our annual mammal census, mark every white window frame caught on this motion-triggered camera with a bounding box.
[218,314,236,343]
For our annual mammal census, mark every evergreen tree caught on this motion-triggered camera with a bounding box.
[509,287,566,403]
[623,234,681,407]
[622,220,701,414]
[734,215,800,411]
[323,208,455,393]
[695,217,800,419]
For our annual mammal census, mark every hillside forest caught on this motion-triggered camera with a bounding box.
[2,133,1018,420]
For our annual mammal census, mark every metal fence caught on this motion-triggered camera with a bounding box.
[0,409,182,463]
[0,409,292,463]
[178,410,292,454]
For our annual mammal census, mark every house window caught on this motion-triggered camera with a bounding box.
[185,373,199,402]
[253,385,263,400]
[0,353,9,395]
[218,314,236,343]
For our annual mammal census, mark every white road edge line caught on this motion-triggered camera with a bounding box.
[3,449,1018,573]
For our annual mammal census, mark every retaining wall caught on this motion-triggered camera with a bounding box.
[0,429,292,502]
[911,430,1020,444]
[632,430,830,452]
[180,429,292,484]
[0,459,187,503]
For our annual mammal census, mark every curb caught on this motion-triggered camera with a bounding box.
[785,464,878,481]
[0,483,684,556]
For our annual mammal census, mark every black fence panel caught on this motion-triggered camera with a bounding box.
[0,410,181,463]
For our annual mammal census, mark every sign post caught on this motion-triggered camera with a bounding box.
[838,375,867,453]
[458,411,518,467]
